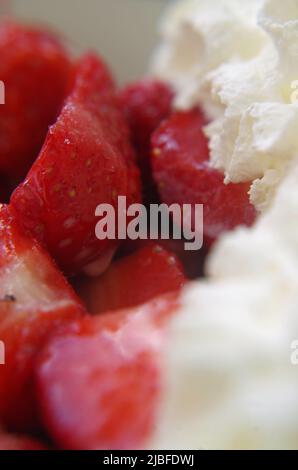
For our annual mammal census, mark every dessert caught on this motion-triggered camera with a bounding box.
[0,0,297,450]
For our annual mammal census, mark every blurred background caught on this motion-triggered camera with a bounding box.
[2,0,170,84]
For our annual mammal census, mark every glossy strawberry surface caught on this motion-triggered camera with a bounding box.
[35,295,179,450]
[79,243,186,313]
[151,109,256,243]
[10,53,141,274]
[0,205,85,431]
[119,79,174,202]
[0,20,72,180]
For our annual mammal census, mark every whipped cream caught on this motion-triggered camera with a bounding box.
[152,0,298,211]
[150,0,298,449]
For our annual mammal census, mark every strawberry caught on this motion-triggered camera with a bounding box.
[157,239,208,280]
[0,432,47,450]
[151,109,256,243]
[119,238,207,280]
[0,204,85,431]
[10,53,141,274]
[119,79,174,202]
[35,294,179,450]
[79,243,186,314]
[0,20,72,181]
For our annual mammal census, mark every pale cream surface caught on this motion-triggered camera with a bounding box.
[152,0,298,211]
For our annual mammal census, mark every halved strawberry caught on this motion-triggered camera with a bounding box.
[0,432,47,450]
[151,109,256,243]
[119,79,174,202]
[0,204,85,431]
[10,53,141,274]
[0,20,72,181]
[35,294,179,450]
[79,243,186,314]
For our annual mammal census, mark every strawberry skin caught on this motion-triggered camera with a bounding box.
[151,109,256,243]
[10,53,141,274]
[0,20,72,181]
[119,79,174,159]
[35,294,179,450]
[0,204,85,431]
[0,432,47,450]
[157,238,208,280]
[79,243,186,314]
[119,79,174,202]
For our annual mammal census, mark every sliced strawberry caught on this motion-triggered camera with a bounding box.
[119,79,174,202]
[119,79,174,160]
[10,53,141,274]
[0,204,85,431]
[35,294,179,450]
[0,432,47,450]
[151,109,256,243]
[118,238,207,280]
[0,20,72,181]
[79,243,186,314]
[157,239,207,280]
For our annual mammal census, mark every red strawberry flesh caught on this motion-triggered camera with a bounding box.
[119,79,174,202]
[79,242,186,314]
[0,204,85,431]
[10,53,141,274]
[35,294,179,450]
[0,432,47,450]
[151,109,256,243]
[0,20,72,181]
